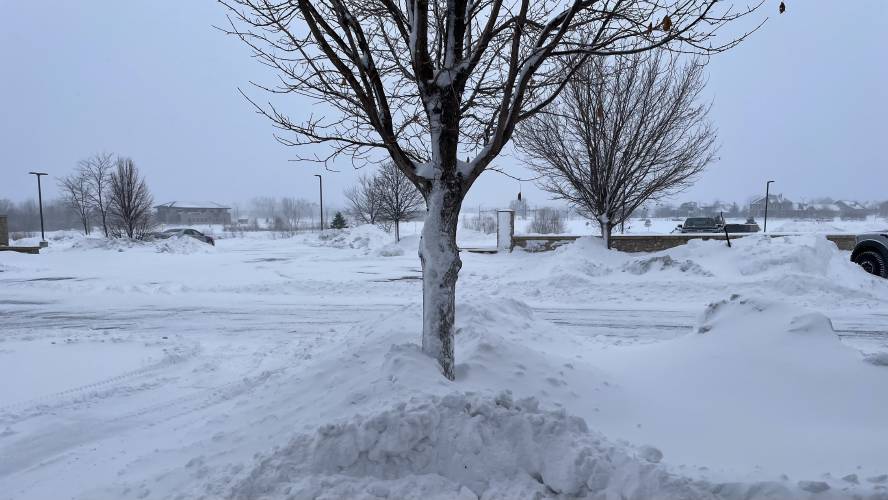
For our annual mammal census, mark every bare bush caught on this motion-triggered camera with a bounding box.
[461,214,497,234]
[529,208,566,235]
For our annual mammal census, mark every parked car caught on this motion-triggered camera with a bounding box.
[851,232,888,278]
[152,228,215,246]
[675,217,723,233]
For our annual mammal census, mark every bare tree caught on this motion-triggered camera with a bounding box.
[345,173,384,226]
[250,196,278,224]
[516,52,717,248]
[109,158,154,239]
[58,172,92,235]
[281,197,317,229]
[79,152,115,237]
[222,0,760,379]
[375,162,425,241]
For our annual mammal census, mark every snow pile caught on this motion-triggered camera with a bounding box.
[229,392,715,500]
[311,225,398,254]
[66,235,214,254]
[591,294,888,488]
[376,235,420,257]
[622,255,713,276]
[69,237,150,252]
[153,235,215,254]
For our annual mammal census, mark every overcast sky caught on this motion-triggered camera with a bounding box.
[1,1,886,211]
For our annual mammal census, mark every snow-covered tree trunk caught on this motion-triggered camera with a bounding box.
[598,215,614,250]
[418,93,463,379]
[419,181,462,380]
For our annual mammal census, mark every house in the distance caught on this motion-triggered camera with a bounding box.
[155,201,231,225]
[748,193,796,219]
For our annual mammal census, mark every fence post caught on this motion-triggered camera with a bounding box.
[0,215,7,247]
[496,209,515,252]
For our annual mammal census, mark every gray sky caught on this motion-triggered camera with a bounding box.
[1,1,886,211]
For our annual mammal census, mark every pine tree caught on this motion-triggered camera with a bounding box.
[330,211,348,229]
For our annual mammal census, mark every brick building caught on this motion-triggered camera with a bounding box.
[154,201,231,225]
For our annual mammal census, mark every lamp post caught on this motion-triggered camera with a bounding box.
[763,180,775,233]
[28,171,48,246]
[313,174,324,230]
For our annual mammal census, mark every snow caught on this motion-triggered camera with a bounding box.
[2,224,888,499]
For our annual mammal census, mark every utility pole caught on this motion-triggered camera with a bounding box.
[763,180,774,233]
[313,174,324,230]
[28,171,48,247]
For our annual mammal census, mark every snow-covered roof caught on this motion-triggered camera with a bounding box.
[155,201,230,209]
[836,200,866,210]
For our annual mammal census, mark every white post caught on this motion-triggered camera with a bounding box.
[496,209,515,252]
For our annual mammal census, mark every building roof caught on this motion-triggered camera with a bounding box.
[155,201,230,210]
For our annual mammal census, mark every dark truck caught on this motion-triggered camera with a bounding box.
[851,232,888,278]
[676,217,723,233]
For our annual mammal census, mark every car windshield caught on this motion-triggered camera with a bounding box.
[685,218,715,227]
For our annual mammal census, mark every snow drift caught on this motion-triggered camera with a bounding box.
[229,392,716,500]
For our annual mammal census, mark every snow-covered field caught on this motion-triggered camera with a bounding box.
[2,225,888,499]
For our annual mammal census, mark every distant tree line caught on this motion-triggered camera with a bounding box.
[246,196,320,231]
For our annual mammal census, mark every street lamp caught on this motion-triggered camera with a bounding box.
[313,174,324,230]
[28,171,48,247]
[763,180,775,233]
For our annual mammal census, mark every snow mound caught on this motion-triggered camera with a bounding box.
[228,392,716,500]
[376,235,419,257]
[154,235,216,254]
[376,243,405,257]
[622,255,712,276]
[311,225,397,254]
[69,237,150,252]
[67,235,214,254]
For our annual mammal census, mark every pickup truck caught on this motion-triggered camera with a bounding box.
[851,233,888,278]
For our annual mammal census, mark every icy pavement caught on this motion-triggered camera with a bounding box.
[1,227,888,499]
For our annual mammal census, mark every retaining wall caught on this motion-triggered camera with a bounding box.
[512,233,857,253]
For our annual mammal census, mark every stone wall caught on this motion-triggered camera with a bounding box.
[0,215,8,246]
[512,233,857,253]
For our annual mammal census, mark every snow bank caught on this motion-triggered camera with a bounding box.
[376,235,420,257]
[592,294,888,486]
[516,234,888,309]
[309,225,400,254]
[229,392,717,500]
[66,235,215,254]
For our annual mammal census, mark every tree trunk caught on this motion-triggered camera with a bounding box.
[418,180,463,380]
[600,220,614,249]
[394,220,400,242]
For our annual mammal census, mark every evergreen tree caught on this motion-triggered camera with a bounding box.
[330,211,347,229]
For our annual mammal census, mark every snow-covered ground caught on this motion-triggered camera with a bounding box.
[2,225,888,499]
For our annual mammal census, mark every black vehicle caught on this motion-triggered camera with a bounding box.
[676,217,723,234]
[851,233,888,278]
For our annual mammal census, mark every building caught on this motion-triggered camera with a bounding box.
[748,194,797,219]
[155,201,231,225]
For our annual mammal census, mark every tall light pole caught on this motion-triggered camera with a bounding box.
[313,174,324,230]
[763,180,775,233]
[28,171,48,246]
